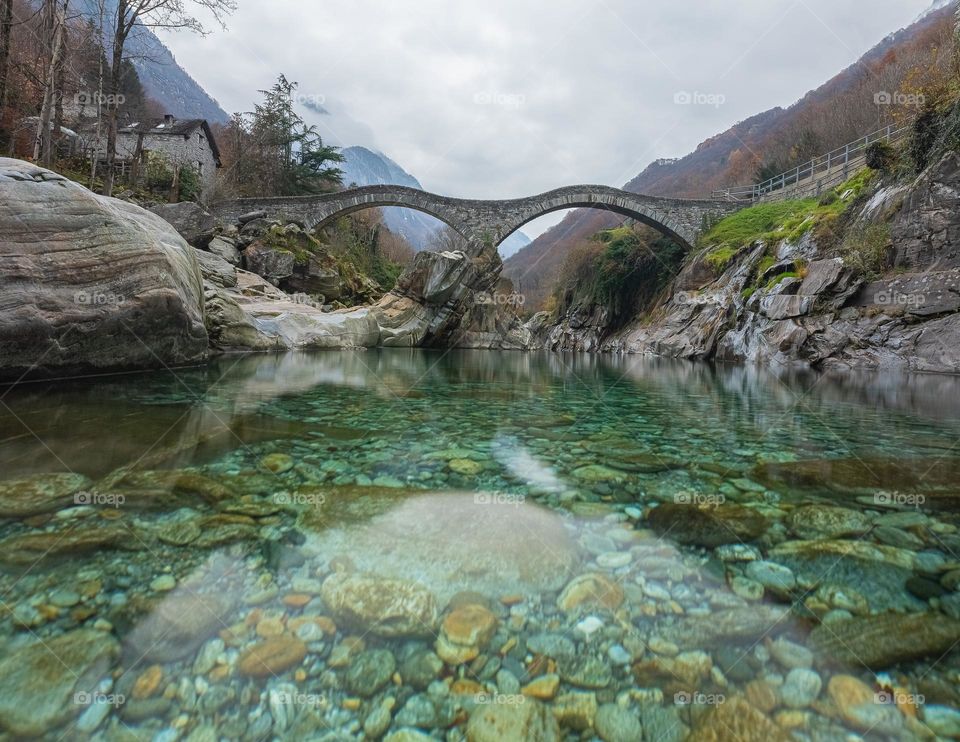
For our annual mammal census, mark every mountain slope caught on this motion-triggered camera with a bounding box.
[73,0,230,123]
[505,3,956,311]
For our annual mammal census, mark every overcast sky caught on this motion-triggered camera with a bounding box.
[161,0,935,237]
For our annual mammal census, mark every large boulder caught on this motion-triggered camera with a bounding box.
[0,159,208,379]
[150,201,218,247]
[242,241,295,284]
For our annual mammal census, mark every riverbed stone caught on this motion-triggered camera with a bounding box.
[808,612,960,670]
[557,573,624,613]
[0,473,92,517]
[346,649,397,697]
[466,699,560,741]
[0,629,119,737]
[686,696,791,742]
[306,493,579,604]
[786,505,872,539]
[436,604,498,664]
[125,592,235,663]
[400,649,444,690]
[237,635,307,677]
[827,674,904,734]
[646,502,768,547]
[594,704,641,742]
[320,573,438,638]
[779,668,822,708]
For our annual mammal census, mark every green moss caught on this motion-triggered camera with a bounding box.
[703,169,877,271]
[705,245,742,271]
[741,286,757,301]
[765,271,801,290]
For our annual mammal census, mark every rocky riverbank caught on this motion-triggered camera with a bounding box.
[531,150,960,374]
[0,158,527,381]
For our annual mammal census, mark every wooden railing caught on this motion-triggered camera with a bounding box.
[712,124,910,203]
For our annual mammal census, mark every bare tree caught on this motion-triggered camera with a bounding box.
[102,0,236,195]
[0,0,12,117]
[33,0,68,165]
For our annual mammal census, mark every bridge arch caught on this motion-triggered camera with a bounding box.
[486,189,697,251]
[209,185,739,256]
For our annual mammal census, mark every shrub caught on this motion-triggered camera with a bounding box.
[865,141,896,172]
[818,190,839,206]
[841,223,892,278]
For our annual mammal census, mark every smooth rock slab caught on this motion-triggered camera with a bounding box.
[0,629,119,737]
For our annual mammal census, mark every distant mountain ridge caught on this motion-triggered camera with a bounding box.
[340,146,531,256]
[73,0,230,123]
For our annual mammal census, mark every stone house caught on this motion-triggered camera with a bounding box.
[116,115,222,193]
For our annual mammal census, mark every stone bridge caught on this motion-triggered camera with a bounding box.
[210,185,742,252]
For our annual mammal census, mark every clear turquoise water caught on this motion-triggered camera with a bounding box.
[0,350,959,740]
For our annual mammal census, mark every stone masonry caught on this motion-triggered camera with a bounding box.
[210,185,742,253]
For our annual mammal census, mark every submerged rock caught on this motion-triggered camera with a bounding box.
[237,636,307,677]
[306,493,580,604]
[320,573,439,638]
[808,612,960,670]
[785,504,872,540]
[0,629,119,737]
[0,472,92,517]
[557,573,625,613]
[125,592,236,663]
[0,523,138,566]
[646,502,768,547]
[466,698,560,741]
[687,696,792,742]
[435,603,499,665]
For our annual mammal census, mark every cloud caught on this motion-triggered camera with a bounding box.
[161,0,931,236]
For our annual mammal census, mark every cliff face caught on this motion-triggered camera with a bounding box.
[532,151,960,374]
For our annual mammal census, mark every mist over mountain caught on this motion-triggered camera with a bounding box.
[340,146,530,256]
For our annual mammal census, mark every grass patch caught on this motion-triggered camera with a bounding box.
[702,169,877,271]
